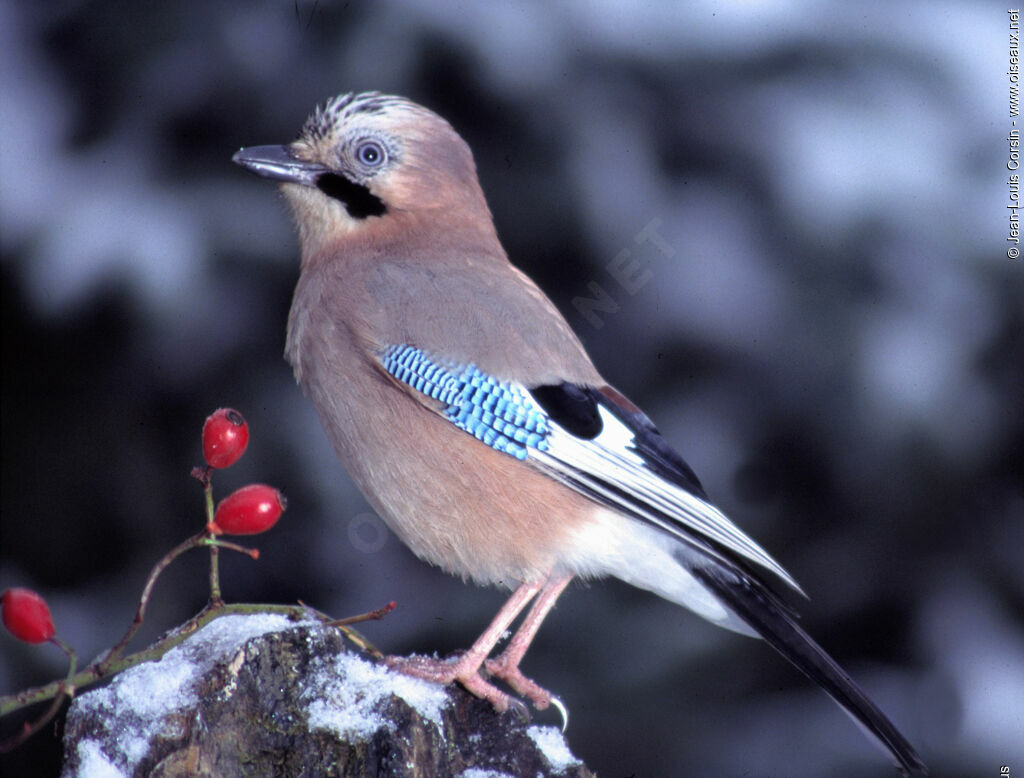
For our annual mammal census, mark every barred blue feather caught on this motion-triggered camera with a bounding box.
[381,345,550,460]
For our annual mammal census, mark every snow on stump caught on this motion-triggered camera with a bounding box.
[59,612,595,778]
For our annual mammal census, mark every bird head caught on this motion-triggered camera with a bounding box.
[233,92,493,263]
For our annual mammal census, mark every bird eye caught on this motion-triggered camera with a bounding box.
[355,140,386,167]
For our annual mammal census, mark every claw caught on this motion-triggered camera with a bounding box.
[549,695,569,732]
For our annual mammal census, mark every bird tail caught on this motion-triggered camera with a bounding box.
[691,565,928,777]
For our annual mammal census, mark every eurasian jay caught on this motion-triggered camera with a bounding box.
[233,91,927,775]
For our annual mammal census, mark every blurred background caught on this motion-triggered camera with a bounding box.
[2,1,1021,775]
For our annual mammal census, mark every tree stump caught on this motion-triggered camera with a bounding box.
[59,613,594,778]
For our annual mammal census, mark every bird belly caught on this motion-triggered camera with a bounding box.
[296,342,595,587]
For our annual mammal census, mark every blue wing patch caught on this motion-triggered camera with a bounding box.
[381,345,550,460]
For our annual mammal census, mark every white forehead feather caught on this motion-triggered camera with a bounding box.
[299,92,439,142]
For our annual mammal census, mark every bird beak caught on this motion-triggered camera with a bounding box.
[232,144,328,187]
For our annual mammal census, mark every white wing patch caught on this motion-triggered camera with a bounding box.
[530,405,803,594]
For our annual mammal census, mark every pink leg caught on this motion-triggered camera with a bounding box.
[485,573,573,709]
[386,579,542,711]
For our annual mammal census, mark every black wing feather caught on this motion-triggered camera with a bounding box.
[530,383,603,439]
[593,389,708,500]
[692,565,928,777]
[530,383,707,498]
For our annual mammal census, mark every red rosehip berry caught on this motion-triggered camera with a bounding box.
[202,408,250,469]
[211,484,286,535]
[2,588,55,644]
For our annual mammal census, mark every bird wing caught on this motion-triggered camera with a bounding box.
[377,343,929,777]
[376,343,801,594]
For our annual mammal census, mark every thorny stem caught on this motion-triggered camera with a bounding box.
[325,601,396,659]
[98,463,257,675]
[205,479,223,607]
[99,533,202,674]
[0,637,77,753]
[329,601,397,627]
[97,531,255,675]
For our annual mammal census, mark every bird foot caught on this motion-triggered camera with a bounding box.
[385,653,525,715]
[484,653,552,710]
